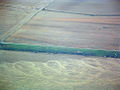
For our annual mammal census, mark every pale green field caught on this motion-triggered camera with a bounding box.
[0,50,120,90]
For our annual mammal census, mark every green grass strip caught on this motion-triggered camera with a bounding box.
[0,42,120,58]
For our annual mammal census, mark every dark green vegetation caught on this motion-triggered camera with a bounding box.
[0,42,120,58]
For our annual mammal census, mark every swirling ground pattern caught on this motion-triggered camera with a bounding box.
[0,50,120,90]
